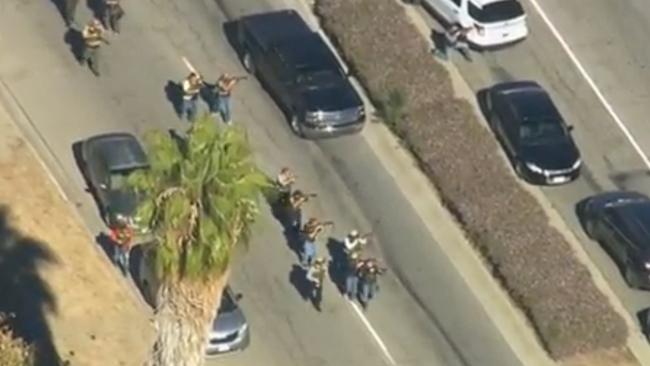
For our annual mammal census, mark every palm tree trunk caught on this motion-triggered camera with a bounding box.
[149,272,229,366]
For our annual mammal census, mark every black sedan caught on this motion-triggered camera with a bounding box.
[579,191,650,289]
[485,81,581,185]
[80,133,149,230]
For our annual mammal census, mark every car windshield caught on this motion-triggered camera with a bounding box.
[218,292,237,314]
[520,121,566,145]
[109,168,138,190]
[469,0,525,23]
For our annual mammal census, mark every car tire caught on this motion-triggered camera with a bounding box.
[514,161,525,178]
[242,51,255,74]
[624,263,639,289]
[289,112,303,137]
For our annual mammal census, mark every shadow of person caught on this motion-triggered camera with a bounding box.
[0,205,63,366]
[95,232,116,266]
[64,27,84,64]
[638,308,650,340]
[326,237,346,295]
[430,29,448,54]
[48,0,68,26]
[164,81,184,117]
[86,0,104,21]
[289,264,309,301]
[200,83,216,113]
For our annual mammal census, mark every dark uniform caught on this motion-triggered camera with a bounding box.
[104,0,125,33]
[82,21,108,76]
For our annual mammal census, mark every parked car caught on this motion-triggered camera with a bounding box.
[409,0,528,48]
[138,245,250,355]
[235,10,365,138]
[579,191,650,289]
[485,81,581,185]
[80,133,150,231]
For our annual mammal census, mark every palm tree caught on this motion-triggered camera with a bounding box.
[128,116,269,366]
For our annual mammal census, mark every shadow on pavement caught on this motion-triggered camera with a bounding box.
[289,264,309,301]
[64,27,84,64]
[164,81,183,118]
[326,237,346,295]
[86,0,104,20]
[48,0,68,26]
[265,193,304,260]
[0,205,66,366]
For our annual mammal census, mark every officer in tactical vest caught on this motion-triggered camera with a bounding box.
[359,258,387,309]
[211,73,247,125]
[104,0,125,34]
[301,218,333,267]
[344,229,370,258]
[181,72,203,122]
[276,167,296,204]
[109,218,134,276]
[307,257,327,310]
[345,251,364,300]
[288,190,316,230]
[81,19,109,76]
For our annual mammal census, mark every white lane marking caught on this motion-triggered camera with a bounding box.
[349,301,397,365]
[527,0,650,170]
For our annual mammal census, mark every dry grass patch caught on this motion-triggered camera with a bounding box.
[315,0,628,359]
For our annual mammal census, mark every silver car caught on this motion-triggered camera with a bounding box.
[137,246,250,355]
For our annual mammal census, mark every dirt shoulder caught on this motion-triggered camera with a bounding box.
[0,104,153,365]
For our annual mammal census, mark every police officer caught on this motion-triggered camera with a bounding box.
[181,72,203,122]
[288,190,316,229]
[211,73,246,124]
[345,251,364,300]
[307,257,327,310]
[109,218,134,276]
[104,0,125,34]
[359,258,386,308]
[344,229,369,257]
[276,167,296,195]
[81,19,109,76]
[301,218,333,267]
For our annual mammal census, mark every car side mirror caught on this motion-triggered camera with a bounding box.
[234,293,243,302]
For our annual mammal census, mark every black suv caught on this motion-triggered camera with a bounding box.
[485,81,581,185]
[235,10,365,138]
[579,191,650,289]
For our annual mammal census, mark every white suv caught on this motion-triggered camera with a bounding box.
[414,0,528,48]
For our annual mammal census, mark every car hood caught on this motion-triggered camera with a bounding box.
[521,141,580,171]
[107,189,139,217]
[211,308,246,336]
[300,82,362,112]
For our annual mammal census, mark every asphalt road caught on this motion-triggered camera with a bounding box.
[415,0,650,327]
[0,0,523,366]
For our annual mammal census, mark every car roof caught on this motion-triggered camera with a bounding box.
[85,133,148,172]
[607,200,650,249]
[275,34,340,72]
[241,10,311,47]
[494,82,562,123]
[472,0,515,7]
